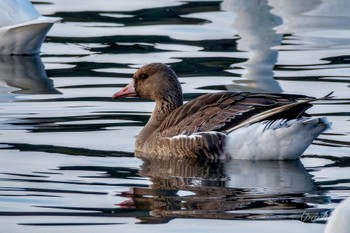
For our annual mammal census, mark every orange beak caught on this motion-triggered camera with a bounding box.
[112,81,136,99]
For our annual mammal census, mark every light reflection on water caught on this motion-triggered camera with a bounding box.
[0,0,349,232]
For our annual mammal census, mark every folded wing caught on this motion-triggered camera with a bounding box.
[159,92,314,137]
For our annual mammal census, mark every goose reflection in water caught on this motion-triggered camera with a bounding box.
[0,55,60,95]
[118,158,327,224]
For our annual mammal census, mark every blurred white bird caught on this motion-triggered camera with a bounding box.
[325,197,350,233]
[0,0,60,55]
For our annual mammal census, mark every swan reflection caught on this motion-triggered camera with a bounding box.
[269,0,350,34]
[222,0,283,93]
[0,55,60,95]
[119,158,326,224]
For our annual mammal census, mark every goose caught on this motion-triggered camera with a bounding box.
[0,0,60,55]
[325,197,350,233]
[112,63,331,160]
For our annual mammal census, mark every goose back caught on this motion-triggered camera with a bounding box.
[158,92,313,137]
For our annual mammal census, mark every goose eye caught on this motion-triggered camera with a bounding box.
[139,73,149,80]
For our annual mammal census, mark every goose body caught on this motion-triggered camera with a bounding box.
[113,63,331,160]
[0,0,60,55]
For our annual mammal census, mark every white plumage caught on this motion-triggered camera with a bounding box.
[225,117,331,160]
[0,0,60,55]
[325,197,350,233]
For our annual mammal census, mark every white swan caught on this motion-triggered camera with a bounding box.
[0,0,60,55]
[325,197,350,233]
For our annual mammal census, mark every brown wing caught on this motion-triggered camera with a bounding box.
[158,92,314,137]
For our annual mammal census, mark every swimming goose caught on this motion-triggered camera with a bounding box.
[113,63,331,160]
[0,0,60,55]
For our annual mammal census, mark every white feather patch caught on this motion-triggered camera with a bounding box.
[170,131,221,140]
[224,117,331,160]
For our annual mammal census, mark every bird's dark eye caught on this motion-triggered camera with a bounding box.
[139,73,149,79]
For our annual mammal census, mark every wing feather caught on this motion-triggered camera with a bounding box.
[159,92,315,137]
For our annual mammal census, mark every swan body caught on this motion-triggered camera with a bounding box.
[113,63,331,160]
[0,0,60,55]
[325,197,350,233]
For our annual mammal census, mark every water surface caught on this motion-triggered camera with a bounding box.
[0,1,349,232]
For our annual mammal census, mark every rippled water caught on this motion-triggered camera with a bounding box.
[0,1,349,232]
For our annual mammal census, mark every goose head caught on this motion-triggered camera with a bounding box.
[113,63,183,104]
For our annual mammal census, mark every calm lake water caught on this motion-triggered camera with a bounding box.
[0,1,349,233]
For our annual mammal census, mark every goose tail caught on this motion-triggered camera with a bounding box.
[224,117,331,160]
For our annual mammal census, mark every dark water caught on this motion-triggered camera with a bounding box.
[0,1,349,232]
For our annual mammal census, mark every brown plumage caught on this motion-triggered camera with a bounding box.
[112,63,330,160]
[159,92,313,137]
